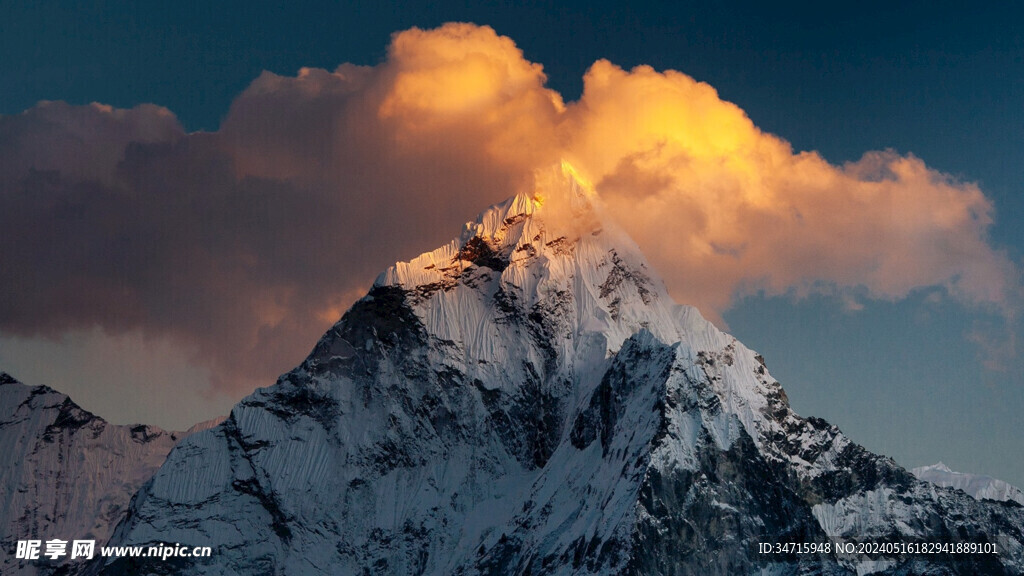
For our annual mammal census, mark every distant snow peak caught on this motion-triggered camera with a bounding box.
[184,415,228,435]
[913,462,1024,505]
[0,374,183,576]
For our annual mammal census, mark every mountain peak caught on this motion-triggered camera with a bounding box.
[355,167,761,463]
[102,165,1024,575]
[377,161,605,289]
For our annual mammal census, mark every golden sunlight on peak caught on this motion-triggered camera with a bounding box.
[530,160,598,209]
[560,159,596,195]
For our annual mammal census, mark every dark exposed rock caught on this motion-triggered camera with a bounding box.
[599,250,654,305]
[459,236,509,272]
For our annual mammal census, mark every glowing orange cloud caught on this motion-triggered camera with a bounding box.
[557,59,1017,320]
[1,22,1017,397]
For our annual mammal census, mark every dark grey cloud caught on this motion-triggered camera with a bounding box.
[0,27,547,391]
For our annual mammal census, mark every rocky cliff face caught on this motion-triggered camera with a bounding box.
[0,373,186,576]
[99,165,1024,575]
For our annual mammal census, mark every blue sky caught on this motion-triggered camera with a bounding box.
[1,1,1021,486]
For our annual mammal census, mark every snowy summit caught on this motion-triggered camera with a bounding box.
[70,163,1024,575]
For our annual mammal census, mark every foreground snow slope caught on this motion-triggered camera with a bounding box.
[103,165,1024,575]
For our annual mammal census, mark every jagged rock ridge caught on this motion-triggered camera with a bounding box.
[101,164,1024,575]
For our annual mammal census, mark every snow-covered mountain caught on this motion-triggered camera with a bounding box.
[913,462,1024,506]
[0,373,210,575]
[100,164,1024,575]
